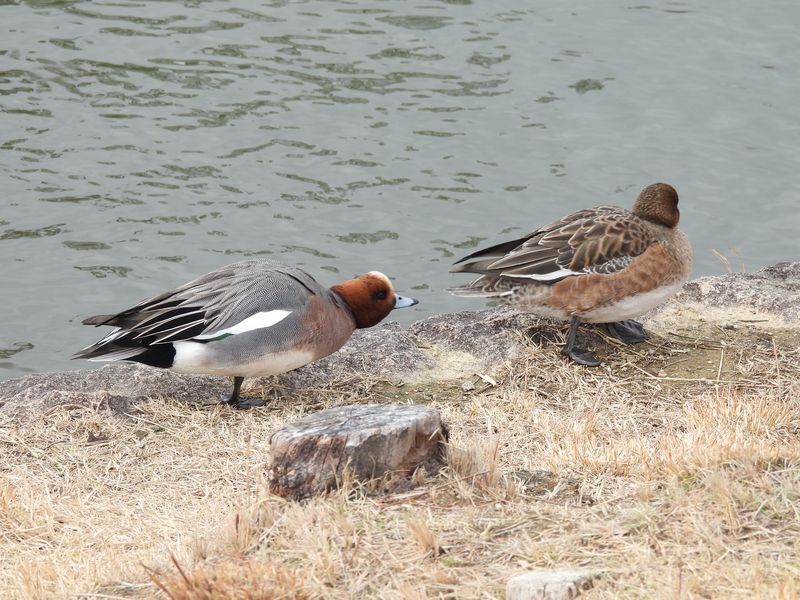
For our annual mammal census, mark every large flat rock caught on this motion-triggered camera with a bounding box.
[2,262,798,416]
[271,320,434,388]
[408,306,535,373]
[0,321,432,417]
[647,261,800,329]
[0,364,229,417]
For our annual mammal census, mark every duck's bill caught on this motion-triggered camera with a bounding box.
[393,295,419,309]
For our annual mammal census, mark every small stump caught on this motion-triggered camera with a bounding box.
[269,403,448,500]
[506,568,598,600]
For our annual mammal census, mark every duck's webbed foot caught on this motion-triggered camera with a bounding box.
[220,376,267,409]
[601,320,647,344]
[561,316,602,367]
[561,345,601,367]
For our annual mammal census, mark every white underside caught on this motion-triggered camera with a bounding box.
[579,281,684,323]
[171,342,315,377]
[517,281,684,323]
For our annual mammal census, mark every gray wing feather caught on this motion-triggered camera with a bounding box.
[79,260,325,350]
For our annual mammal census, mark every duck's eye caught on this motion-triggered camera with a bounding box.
[372,289,388,301]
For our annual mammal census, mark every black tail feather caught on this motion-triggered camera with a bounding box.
[82,314,116,326]
[72,340,175,368]
[450,235,532,271]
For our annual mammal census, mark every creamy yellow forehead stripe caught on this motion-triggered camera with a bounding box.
[365,271,393,288]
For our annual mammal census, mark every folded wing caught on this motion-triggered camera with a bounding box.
[451,206,651,285]
[73,261,322,360]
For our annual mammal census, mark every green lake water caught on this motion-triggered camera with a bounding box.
[2,0,799,378]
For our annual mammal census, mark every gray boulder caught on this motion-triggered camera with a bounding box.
[2,262,798,417]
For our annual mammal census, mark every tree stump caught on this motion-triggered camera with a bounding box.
[269,404,448,500]
[506,568,599,600]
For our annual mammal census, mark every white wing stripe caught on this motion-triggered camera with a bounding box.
[503,268,582,281]
[193,310,292,340]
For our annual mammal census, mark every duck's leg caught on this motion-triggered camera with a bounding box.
[222,376,268,409]
[222,376,245,406]
[601,320,647,344]
[561,316,601,367]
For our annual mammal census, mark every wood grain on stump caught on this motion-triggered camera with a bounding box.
[269,404,448,500]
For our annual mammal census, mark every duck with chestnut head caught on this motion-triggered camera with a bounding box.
[74,260,417,408]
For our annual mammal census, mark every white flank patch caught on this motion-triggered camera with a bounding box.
[171,342,314,377]
[171,341,209,371]
[193,310,292,340]
[506,268,581,282]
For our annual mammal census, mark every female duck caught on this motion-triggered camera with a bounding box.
[74,260,417,407]
[450,183,692,366]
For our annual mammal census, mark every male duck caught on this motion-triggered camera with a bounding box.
[74,260,418,408]
[449,183,693,366]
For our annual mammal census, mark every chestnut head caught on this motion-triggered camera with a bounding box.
[331,271,418,328]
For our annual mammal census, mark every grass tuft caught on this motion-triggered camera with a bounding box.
[148,555,309,600]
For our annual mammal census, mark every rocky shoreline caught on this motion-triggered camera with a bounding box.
[2,261,798,417]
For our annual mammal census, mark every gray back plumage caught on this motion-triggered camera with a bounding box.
[74,259,342,359]
[196,260,327,334]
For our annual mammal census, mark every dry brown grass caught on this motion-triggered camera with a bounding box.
[2,325,800,599]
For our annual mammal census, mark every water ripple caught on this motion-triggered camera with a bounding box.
[2,0,799,377]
